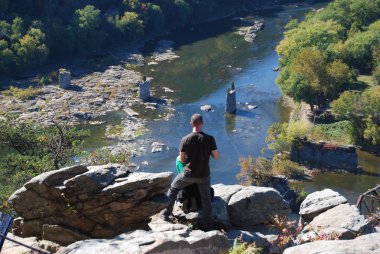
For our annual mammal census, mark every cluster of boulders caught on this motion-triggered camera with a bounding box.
[283,189,380,254]
[4,167,379,254]
[236,20,264,43]
[148,40,180,64]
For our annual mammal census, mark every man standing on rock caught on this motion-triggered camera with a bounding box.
[162,113,219,231]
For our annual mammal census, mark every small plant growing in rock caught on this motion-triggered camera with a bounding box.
[228,234,262,254]
[266,215,302,252]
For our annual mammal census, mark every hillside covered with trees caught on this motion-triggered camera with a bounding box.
[0,0,278,76]
[276,0,380,147]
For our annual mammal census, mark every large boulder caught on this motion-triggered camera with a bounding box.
[300,189,347,221]
[60,225,230,254]
[284,233,380,254]
[299,203,372,241]
[172,184,289,230]
[228,186,290,227]
[8,164,172,246]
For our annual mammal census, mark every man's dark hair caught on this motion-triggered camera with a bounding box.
[191,113,203,126]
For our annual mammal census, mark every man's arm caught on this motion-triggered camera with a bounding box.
[211,149,219,160]
[180,151,187,163]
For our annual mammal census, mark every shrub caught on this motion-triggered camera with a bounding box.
[309,120,355,144]
[82,149,129,165]
[266,215,302,251]
[237,156,273,186]
[228,240,262,254]
[265,121,308,154]
[3,86,42,100]
[272,155,305,179]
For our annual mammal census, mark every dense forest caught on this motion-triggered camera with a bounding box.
[0,0,279,75]
[276,0,380,146]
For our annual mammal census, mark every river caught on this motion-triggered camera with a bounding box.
[84,3,380,204]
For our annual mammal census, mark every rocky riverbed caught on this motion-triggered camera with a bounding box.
[0,39,182,167]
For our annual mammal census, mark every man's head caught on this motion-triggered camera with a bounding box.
[190,113,203,129]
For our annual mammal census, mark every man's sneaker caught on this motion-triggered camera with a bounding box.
[182,199,190,213]
[158,210,175,222]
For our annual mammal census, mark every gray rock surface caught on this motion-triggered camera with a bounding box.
[299,203,371,241]
[227,230,276,249]
[2,233,61,254]
[60,224,229,254]
[284,233,380,254]
[228,186,290,227]
[9,165,172,245]
[300,189,347,220]
[150,40,180,62]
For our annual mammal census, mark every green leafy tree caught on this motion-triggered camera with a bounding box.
[0,40,16,72]
[10,17,25,42]
[143,3,165,34]
[174,0,193,26]
[16,28,48,68]
[331,87,380,144]
[349,0,380,27]
[75,5,101,31]
[343,20,380,72]
[0,117,89,170]
[113,11,143,40]
[0,116,89,212]
[74,5,104,51]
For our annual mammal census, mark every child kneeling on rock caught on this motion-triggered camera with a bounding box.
[176,156,214,213]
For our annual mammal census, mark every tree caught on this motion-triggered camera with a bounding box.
[16,28,48,68]
[143,3,165,34]
[287,48,329,109]
[0,20,11,39]
[276,19,344,67]
[326,60,353,99]
[74,5,104,51]
[75,5,101,31]
[0,116,89,171]
[10,17,25,42]
[343,20,380,72]
[173,0,193,26]
[113,11,143,40]
[331,87,380,144]
[0,40,16,72]
[349,0,380,28]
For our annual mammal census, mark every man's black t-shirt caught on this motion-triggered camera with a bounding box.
[179,131,217,178]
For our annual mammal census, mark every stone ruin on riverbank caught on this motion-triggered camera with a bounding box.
[290,138,358,172]
[59,69,71,89]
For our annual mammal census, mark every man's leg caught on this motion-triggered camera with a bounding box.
[163,172,193,216]
[197,180,213,230]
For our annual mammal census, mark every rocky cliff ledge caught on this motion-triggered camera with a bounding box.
[5,166,379,254]
[8,164,171,245]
